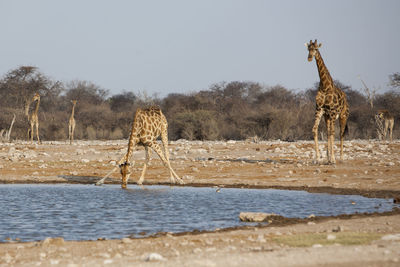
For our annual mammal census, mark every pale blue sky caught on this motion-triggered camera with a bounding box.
[1,0,399,96]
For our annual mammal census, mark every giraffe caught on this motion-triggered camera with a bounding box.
[376,109,394,141]
[305,40,349,164]
[68,100,77,144]
[100,106,183,189]
[25,92,41,143]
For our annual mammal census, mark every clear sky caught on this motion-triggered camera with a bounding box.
[1,0,399,97]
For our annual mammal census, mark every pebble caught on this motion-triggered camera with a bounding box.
[104,259,114,264]
[332,226,342,232]
[121,238,132,244]
[193,248,202,254]
[327,234,336,240]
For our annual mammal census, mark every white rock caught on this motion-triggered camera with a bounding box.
[143,253,166,262]
[312,244,323,248]
[239,212,279,222]
[50,259,60,265]
[381,234,400,241]
[327,234,336,240]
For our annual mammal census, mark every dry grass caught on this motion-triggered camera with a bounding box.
[271,232,382,247]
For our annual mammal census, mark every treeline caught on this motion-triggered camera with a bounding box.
[0,66,399,141]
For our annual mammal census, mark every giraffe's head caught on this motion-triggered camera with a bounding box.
[305,39,322,62]
[32,92,40,101]
[119,162,131,189]
[71,100,77,105]
[377,110,388,119]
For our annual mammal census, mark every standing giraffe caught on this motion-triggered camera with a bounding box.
[25,92,41,143]
[376,110,394,141]
[97,106,183,188]
[305,40,349,164]
[68,100,77,144]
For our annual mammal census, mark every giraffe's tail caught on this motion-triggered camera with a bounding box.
[343,123,349,137]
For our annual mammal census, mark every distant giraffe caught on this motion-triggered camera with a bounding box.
[68,100,77,144]
[305,40,349,164]
[376,110,394,141]
[101,107,183,189]
[25,92,41,143]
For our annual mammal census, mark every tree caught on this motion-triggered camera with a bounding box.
[389,72,400,89]
[65,80,108,105]
[108,91,137,113]
[0,66,63,109]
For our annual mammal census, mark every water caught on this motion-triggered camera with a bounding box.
[0,184,397,242]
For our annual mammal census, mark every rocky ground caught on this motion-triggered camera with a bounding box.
[0,139,400,266]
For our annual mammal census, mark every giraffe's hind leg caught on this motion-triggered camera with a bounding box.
[71,123,76,144]
[389,120,394,142]
[339,115,348,160]
[30,123,34,142]
[150,141,183,184]
[160,130,182,183]
[68,124,72,144]
[328,119,336,164]
[35,122,40,143]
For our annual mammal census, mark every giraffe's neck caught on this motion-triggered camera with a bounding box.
[315,51,334,91]
[125,126,139,161]
[124,113,142,162]
[71,104,76,119]
[34,99,40,115]
[25,100,31,118]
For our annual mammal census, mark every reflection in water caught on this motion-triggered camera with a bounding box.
[0,184,397,242]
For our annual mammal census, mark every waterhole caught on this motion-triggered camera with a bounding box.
[0,184,397,242]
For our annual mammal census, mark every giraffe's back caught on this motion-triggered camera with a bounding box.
[134,107,167,143]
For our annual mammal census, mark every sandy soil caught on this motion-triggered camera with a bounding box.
[1,139,400,266]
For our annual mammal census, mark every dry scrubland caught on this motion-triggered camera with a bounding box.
[1,139,400,266]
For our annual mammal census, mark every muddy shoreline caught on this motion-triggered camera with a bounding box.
[3,179,400,200]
